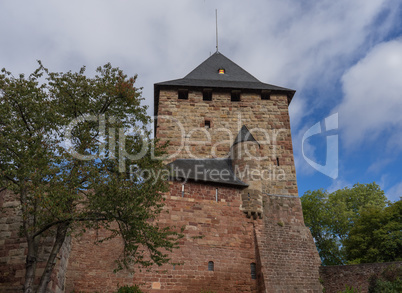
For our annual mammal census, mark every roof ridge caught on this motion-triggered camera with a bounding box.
[183,52,261,83]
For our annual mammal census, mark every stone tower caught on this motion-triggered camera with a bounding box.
[151,52,322,292]
[63,52,322,292]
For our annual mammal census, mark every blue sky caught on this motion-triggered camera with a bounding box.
[1,0,401,201]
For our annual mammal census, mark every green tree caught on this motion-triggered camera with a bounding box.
[0,63,182,293]
[301,183,388,265]
[344,200,401,264]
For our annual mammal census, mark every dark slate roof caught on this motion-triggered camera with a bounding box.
[232,125,259,147]
[185,52,260,82]
[167,158,248,187]
[155,52,295,94]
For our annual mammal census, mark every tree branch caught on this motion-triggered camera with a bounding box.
[9,96,32,134]
[4,175,18,185]
[32,215,108,239]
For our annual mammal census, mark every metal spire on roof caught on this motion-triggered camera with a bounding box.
[215,9,219,52]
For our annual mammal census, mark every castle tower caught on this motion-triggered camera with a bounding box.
[153,52,322,292]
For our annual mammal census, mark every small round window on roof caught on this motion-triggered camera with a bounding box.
[218,68,225,74]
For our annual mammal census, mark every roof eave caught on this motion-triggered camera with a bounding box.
[155,81,296,103]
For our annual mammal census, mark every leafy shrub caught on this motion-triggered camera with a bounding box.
[373,279,402,293]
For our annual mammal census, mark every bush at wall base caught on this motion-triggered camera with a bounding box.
[368,265,402,293]
[339,285,361,293]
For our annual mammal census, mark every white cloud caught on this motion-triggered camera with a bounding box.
[367,157,394,174]
[289,96,310,129]
[385,181,402,202]
[339,39,402,147]
[226,0,396,91]
[0,0,398,118]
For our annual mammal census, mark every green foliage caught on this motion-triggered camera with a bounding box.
[115,285,143,293]
[368,265,402,293]
[301,183,389,265]
[0,62,182,292]
[371,279,402,293]
[338,285,361,293]
[319,277,326,292]
[344,201,402,264]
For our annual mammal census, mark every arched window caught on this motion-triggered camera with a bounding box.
[250,263,256,279]
[208,261,214,271]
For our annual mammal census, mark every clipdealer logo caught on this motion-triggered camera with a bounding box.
[302,113,338,179]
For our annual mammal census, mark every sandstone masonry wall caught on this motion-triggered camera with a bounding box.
[0,189,25,292]
[255,195,322,292]
[66,181,259,293]
[156,89,297,196]
[320,261,402,293]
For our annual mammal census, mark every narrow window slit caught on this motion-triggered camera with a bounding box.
[251,263,257,279]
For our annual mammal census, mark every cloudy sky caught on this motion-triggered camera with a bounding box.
[1,0,401,201]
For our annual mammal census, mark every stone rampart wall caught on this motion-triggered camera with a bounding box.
[320,261,402,293]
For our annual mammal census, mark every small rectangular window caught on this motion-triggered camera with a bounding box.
[231,90,241,102]
[261,90,271,100]
[205,120,211,129]
[178,89,188,100]
[203,89,212,101]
